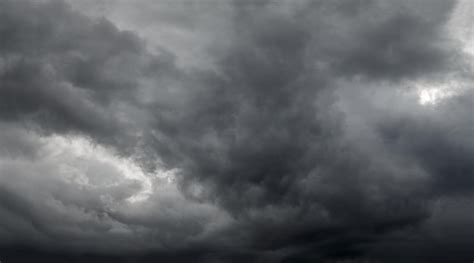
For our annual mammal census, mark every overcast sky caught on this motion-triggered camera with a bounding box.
[1,0,474,262]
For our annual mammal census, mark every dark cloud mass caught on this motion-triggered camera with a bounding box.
[0,0,473,262]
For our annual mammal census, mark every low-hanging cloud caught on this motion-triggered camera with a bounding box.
[0,0,473,262]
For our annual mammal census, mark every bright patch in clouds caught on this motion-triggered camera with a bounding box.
[414,79,466,106]
[413,0,474,106]
[416,85,457,105]
[40,135,175,203]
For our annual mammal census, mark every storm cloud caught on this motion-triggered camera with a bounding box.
[0,0,474,262]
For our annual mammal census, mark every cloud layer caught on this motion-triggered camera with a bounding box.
[1,0,474,262]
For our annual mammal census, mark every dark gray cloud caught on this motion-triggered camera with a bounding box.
[0,0,172,151]
[0,0,473,262]
[314,1,459,80]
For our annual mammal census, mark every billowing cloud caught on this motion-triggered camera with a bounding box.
[0,0,473,262]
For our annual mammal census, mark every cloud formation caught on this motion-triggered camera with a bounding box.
[1,0,474,262]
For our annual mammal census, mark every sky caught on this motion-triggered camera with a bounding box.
[0,0,474,262]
